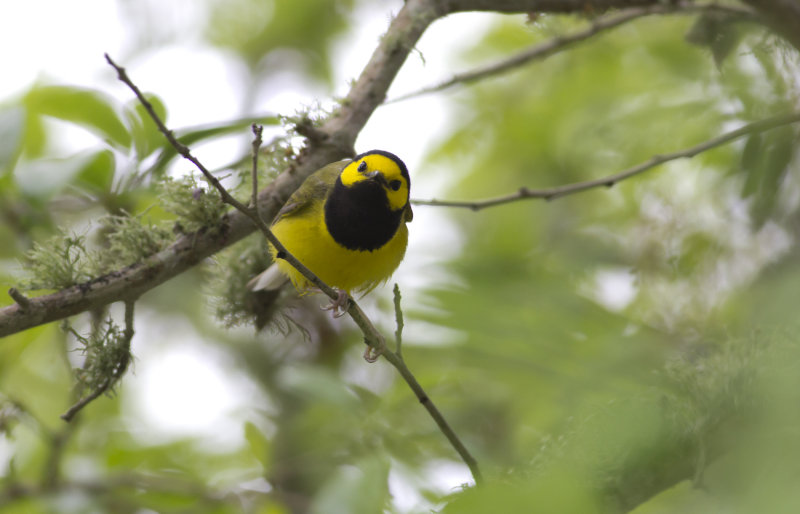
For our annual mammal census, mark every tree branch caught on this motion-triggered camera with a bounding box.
[384,285,483,482]
[320,0,442,143]
[7,288,31,310]
[383,348,484,483]
[442,0,653,13]
[0,0,683,339]
[393,283,405,358]
[107,57,483,483]
[104,56,356,332]
[441,0,800,58]
[105,54,254,217]
[250,123,263,211]
[389,3,757,103]
[1,0,793,494]
[412,111,800,210]
[0,0,441,338]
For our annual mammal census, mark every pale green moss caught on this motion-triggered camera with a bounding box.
[66,319,129,394]
[93,213,172,273]
[159,174,227,232]
[21,232,91,290]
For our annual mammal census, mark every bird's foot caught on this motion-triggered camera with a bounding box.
[320,289,350,318]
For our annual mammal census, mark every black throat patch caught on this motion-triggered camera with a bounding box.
[325,177,402,251]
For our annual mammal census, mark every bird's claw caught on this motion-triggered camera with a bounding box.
[321,289,350,318]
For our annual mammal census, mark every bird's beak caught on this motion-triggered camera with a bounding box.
[366,170,387,185]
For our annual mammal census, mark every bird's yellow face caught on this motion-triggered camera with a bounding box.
[339,151,410,212]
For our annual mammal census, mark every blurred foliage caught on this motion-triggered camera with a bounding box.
[206,0,357,84]
[2,2,800,514]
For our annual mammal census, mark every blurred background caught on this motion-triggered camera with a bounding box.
[1,0,800,512]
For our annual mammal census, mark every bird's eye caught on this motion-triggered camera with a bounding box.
[389,180,402,191]
[358,161,367,172]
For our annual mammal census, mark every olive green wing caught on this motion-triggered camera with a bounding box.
[403,204,413,222]
[271,159,348,225]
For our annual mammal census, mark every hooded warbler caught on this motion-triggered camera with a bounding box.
[248,149,412,311]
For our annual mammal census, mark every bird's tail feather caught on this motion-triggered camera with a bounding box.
[247,264,289,291]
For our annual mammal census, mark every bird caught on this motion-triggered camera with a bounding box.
[248,149,412,319]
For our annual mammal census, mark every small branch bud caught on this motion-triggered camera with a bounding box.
[8,288,31,310]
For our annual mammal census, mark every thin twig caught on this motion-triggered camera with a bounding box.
[105,54,340,303]
[388,3,757,103]
[105,54,253,216]
[106,54,483,485]
[393,283,405,358]
[412,111,800,210]
[60,299,135,421]
[250,123,263,211]
[381,349,483,483]
[386,285,480,481]
[0,0,439,338]
[7,288,31,310]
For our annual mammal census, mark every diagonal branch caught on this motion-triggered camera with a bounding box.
[389,3,758,104]
[105,54,254,217]
[250,123,263,211]
[108,56,484,483]
[0,0,678,339]
[412,111,800,210]
[2,0,784,490]
[0,0,442,339]
[384,285,482,481]
[104,57,361,336]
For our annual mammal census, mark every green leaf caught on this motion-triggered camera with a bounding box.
[629,480,723,514]
[126,93,168,159]
[206,0,356,82]
[276,365,358,407]
[0,106,25,175]
[0,324,48,377]
[244,421,271,468]
[684,12,743,68]
[22,107,46,158]
[739,132,762,196]
[14,149,115,198]
[443,471,602,514]
[310,456,390,514]
[750,127,795,226]
[147,115,279,177]
[25,85,131,149]
[76,149,115,193]
[742,131,764,170]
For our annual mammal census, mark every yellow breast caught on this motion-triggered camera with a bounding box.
[269,199,408,294]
